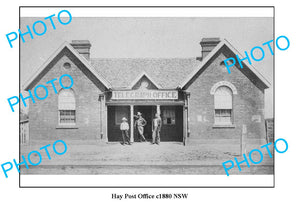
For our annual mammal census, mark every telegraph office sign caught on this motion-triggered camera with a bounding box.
[111,90,178,100]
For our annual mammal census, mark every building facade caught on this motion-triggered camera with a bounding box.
[24,38,270,146]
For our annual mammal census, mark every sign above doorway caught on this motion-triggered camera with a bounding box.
[111,90,178,100]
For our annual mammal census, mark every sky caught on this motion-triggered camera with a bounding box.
[20,17,273,117]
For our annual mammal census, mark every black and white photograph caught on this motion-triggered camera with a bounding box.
[2,3,300,213]
[19,9,274,186]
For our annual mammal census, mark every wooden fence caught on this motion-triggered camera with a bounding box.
[20,119,29,145]
[265,118,274,143]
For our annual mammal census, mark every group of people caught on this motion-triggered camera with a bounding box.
[120,112,162,145]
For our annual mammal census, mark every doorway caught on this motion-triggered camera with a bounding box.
[107,105,183,142]
[134,105,156,141]
[107,105,130,142]
[160,105,183,141]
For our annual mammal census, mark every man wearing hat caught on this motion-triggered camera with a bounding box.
[135,112,147,142]
[152,113,162,145]
[120,117,131,145]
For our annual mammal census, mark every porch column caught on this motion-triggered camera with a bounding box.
[186,92,191,138]
[183,104,187,146]
[183,91,190,146]
[130,105,134,143]
[156,105,161,115]
[99,93,106,142]
[99,93,104,141]
[104,104,108,142]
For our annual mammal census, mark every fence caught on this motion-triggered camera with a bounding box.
[20,119,29,145]
[265,118,274,143]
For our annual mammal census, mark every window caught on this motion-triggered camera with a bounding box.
[215,109,232,124]
[115,106,129,125]
[214,86,233,125]
[63,62,71,70]
[58,89,76,124]
[162,107,175,125]
[59,110,76,124]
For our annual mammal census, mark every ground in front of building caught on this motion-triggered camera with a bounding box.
[21,140,274,175]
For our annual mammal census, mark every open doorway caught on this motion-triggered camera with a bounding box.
[107,105,183,142]
[134,105,156,141]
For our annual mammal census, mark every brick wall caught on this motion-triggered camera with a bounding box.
[28,49,106,145]
[186,49,266,144]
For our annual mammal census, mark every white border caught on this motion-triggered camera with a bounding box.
[20,7,274,17]
[21,175,274,187]
[20,7,273,187]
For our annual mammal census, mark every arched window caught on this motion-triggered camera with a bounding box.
[214,86,233,125]
[58,89,76,124]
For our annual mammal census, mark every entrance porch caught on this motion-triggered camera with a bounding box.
[107,105,183,142]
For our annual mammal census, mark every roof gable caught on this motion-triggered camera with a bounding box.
[179,39,271,90]
[129,72,162,89]
[24,42,111,91]
[91,58,199,89]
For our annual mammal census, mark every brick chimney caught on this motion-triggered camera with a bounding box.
[70,40,91,60]
[200,38,221,59]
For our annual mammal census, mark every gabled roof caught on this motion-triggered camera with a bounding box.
[129,72,162,89]
[179,39,271,89]
[24,42,112,91]
[90,58,199,89]
[24,39,271,92]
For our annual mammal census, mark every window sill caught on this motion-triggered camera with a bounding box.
[56,125,78,129]
[213,124,235,128]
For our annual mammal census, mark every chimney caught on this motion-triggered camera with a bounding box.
[200,37,221,59]
[70,40,91,60]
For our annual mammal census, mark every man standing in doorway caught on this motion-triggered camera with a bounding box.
[120,117,131,145]
[152,113,162,145]
[135,112,147,142]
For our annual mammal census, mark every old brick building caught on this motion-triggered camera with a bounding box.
[24,38,270,146]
